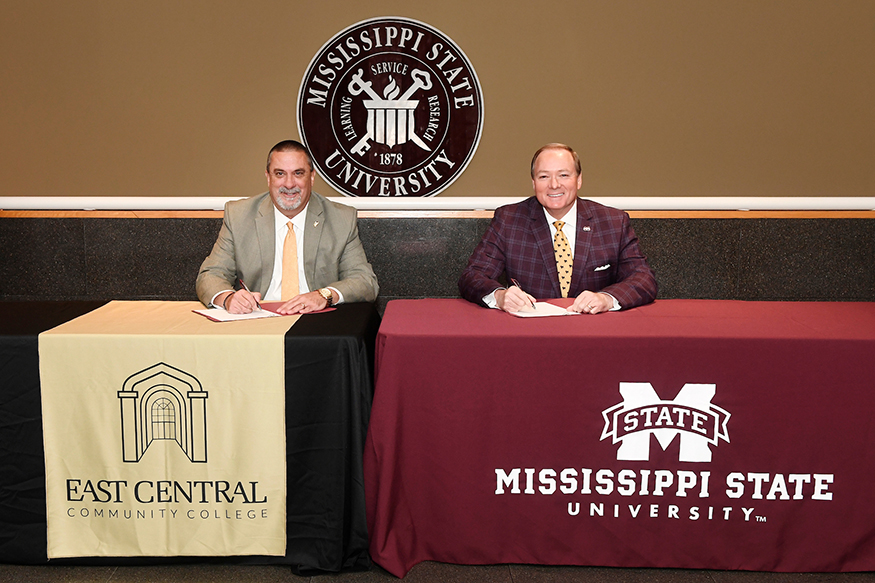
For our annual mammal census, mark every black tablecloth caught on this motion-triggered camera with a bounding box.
[0,301,379,573]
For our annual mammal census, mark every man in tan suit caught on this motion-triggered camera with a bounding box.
[196,140,378,314]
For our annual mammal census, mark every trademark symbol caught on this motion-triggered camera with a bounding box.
[756,515,767,523]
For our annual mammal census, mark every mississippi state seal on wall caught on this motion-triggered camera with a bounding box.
[297,17,484,197]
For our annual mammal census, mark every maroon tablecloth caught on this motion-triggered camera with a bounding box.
[364,299,875,577]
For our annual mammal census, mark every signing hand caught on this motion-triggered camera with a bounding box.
[222,289,262,314]
[495,286,537,313]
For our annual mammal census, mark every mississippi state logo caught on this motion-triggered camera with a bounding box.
[600,383,730,463]
[297,17,484,197]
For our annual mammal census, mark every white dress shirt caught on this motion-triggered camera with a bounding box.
[264,203,310,301]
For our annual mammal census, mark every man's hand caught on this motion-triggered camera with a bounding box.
[569,291,612,314]
[275,291,330,315]
[495,286,536,313]
[221,289,262,314]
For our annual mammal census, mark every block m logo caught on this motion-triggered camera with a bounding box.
[600,383,730,463]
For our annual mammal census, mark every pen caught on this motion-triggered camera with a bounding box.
[237,279,262,311]
[510,278,536,309]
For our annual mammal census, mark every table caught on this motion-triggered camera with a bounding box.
[364,298,875,577]
[0,301,379,573]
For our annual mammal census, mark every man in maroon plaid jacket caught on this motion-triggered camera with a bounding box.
[458,143,657,314]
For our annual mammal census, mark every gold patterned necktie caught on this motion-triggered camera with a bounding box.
[281,221,299,300]
[553,220,572,298]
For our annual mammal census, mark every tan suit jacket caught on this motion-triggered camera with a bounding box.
[196,192,378,306]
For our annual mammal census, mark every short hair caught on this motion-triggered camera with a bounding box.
[266,140,313,171]
[530,143,581,178]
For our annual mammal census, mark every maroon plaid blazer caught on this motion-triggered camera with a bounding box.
[458,197,657,309]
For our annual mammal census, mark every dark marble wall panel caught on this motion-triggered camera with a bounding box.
[631,219,741,300]
[0,219,88,300]
[358,218,491,307]
[83,219,221,301]
[1,217,873,307]
[737,219,875,301]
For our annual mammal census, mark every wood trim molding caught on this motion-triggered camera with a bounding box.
[627,210,875,219]
[0,210,226,219]
[2,210,874,219]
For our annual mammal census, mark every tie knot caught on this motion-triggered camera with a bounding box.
[554,220,565,232]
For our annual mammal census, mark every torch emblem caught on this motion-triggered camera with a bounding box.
[348,68,433,155]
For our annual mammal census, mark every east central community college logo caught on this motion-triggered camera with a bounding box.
[118,363,209,463]
[600,383,730,463]
[298,17,484,197]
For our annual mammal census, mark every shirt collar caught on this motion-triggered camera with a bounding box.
[274,201,310,233]
[542,200,578,230]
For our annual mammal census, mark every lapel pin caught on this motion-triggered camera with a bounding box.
[314,221,320,227]
[583,226,591,231]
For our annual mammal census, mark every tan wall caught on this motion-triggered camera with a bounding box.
[1,0,872,199]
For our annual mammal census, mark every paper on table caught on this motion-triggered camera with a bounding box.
[193,301,336,322]
[192,307,281,322]
[510,302,580,317]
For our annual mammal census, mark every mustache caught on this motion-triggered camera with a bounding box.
[279,187,301,195]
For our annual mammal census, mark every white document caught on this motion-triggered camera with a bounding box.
[510,302,580,317]
[193,307,281,322]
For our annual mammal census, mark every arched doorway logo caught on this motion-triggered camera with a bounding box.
[118,363,208,463]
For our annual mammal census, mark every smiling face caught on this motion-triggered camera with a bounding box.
[266,149,315,219]
[531,147,582,220]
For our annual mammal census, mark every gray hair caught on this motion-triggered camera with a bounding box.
[266,140,313,171]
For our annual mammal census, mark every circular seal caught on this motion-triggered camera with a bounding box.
[297,17,484,197]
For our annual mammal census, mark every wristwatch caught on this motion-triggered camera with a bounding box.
[317,288,333,306]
